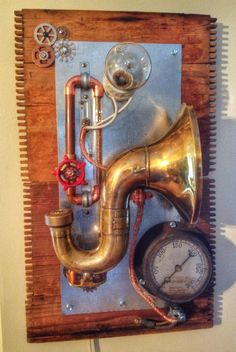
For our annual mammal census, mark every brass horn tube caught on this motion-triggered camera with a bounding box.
[148,104,202,223]
[46,208,129,273]
[46,104,202,275]
[101,104,202,224]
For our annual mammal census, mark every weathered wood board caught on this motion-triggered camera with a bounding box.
[15,9,216,342]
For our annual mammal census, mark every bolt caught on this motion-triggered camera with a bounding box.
[134,318,142,325]
[171,49,178,56]
[81,62,87,68]
[169,221,177,228]
[65,303,73,311]
[39,51,49,60]
[60,46,69,54]
[139,278,146,285]
[168,306,186,322]
[119,300,127,308]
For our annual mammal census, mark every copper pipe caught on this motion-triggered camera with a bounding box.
[66,184,100,205]
[46,104,202,277]
[66,94,76,159]
[65,75,104,97]
[64,75,104,205]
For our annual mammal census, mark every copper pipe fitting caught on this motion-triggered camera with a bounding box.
[64,75,104,205]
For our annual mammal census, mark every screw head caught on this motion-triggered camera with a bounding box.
[169,221,177,228]
[171,49,178,56]
[81,62,87,68]
[119,300,127,308]
[65,303,73,311]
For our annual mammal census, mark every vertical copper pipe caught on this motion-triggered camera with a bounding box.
[66,94,76,159]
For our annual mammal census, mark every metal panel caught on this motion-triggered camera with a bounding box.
[55,42,182,314]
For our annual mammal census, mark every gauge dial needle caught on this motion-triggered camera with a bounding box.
[159,250,196,288]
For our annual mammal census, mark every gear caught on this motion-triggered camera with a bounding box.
[34,23,57,46]
[54,39,76,62]
[57,26,69,39]
[82,286,97,293]
[32,45,55,68]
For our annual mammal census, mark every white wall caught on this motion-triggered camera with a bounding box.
[0,1,236,351]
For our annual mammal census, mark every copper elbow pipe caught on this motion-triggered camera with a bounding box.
[66,185,100,205]
[65,75,104,97]
[46,104,202,276]
[64,76,104,205]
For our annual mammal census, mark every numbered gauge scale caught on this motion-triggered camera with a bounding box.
[134,222,213,304]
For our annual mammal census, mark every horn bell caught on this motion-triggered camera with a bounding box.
[148,103,202,223]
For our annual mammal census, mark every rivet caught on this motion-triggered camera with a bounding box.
[81,62,87,68]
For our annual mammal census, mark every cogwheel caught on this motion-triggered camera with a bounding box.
[34,23,57,46]
[54,39,76,62]
[82,286,98,293]
[32,45,55,68]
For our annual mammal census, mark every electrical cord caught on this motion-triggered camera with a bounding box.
[129,189,179,327]
[85,96,133,130]
[80,96,133,169]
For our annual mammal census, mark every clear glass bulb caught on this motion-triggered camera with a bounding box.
[104,43,151,101]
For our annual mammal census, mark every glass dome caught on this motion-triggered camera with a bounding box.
[104,43,152,100]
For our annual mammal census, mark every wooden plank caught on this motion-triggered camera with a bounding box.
[15,9,216,342]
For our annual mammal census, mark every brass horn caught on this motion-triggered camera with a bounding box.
[45,103,202,288]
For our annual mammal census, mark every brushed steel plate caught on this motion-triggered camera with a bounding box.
[55,42,182,314]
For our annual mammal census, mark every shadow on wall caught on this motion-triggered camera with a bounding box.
[214,23,236,325]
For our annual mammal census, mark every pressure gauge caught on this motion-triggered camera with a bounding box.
[134,223,212,304]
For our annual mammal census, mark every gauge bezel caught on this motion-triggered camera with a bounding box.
[135,223,213,304]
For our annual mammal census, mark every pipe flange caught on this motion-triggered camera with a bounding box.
[34,23,57,46]
[82,191,92,208]
[80,72,91,90]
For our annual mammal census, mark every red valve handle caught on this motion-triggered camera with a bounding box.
[52,155,87,191]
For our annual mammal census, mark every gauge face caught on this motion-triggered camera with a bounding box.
[140,230,212,303]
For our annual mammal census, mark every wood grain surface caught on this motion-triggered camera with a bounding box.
[15,9,216,342]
